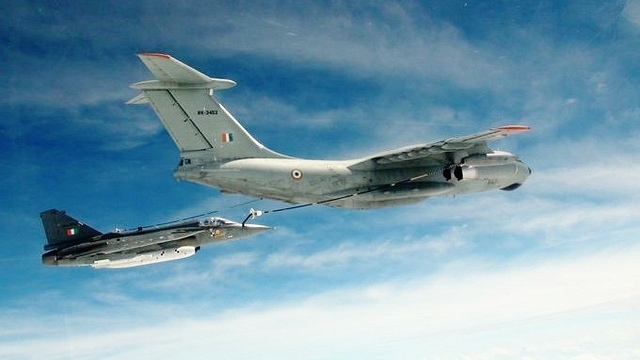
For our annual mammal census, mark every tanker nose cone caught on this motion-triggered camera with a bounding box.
[500,160,531,191]
[516,160,531,181]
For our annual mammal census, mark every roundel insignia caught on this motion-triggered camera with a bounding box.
[291,169,303,180]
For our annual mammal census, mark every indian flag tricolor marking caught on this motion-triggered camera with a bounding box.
[221,133,234,142]
[66,228,78,237]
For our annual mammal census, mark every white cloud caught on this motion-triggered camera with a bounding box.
[623,0,640,29]
[192,3,512,93]
[5,1,636,159]
[260,223,472,272]
[4,3,640,359]
[2,54,137,107]
[4,242,639,359]
[263,238,443,270]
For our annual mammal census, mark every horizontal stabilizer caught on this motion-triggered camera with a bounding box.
[126,93,148,105]
[139,53,211,83]
[130,53,236,90]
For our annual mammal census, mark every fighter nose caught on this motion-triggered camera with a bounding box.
[242,224,271,234]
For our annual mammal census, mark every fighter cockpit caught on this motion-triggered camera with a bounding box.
[200,217,233,227]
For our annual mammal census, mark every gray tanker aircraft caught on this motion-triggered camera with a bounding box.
[128,53,531,209]
[41,209,270,269]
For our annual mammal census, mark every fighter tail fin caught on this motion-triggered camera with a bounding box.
[40,209,102,250]
[128,53,287,161]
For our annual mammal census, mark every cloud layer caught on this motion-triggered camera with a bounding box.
[2,1,640,358]
[3,239,639,359]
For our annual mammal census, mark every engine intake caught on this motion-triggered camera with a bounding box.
[444,163,519,181]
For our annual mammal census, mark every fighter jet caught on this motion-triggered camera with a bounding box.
[128,53,531,209]
[40,209,270,269]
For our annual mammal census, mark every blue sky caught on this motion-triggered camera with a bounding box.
[2,0,640,358]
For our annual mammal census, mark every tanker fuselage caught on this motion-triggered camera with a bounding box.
[174,152,531,209]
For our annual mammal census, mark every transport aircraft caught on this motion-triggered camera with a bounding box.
[128,53,531,209]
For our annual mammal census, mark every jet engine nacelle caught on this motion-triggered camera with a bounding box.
[462,151,518,167]
[461,163,519,181]
[91,246,199,269]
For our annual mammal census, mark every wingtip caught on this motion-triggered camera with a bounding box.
[494,125,531,132]
[137,52,171,59]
